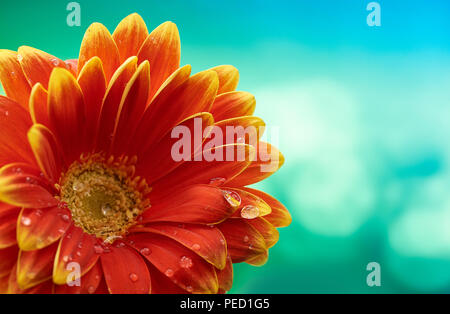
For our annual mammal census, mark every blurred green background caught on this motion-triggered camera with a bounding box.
[1,0,449,293]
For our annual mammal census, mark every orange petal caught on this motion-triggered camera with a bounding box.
[113,13,149,62]
[218,219,266,263]
[137,112,214,184]
[111,60,150,155]
[241,187,291,228]
[151,144,255,197]
[0,245,18,277]
[95,56,137,153]
[101,244,151,294]
[133,69,218,155]
[77,57,107,152]
[138,21,180,100]
[210,91,256,121]
[225,188,272,218]
[54,259,103,294]
[226,141,284,187]
[28,124,65,184]
[17,206,71,251]
[17,242,58,289]
[0,96,36,167]
[53,224,99,285]
[0,206,20,249]
[29,83,50,127]
[131,223,227,270]
[0,273,9,293]
[213,116,265,147]
[128,233,218,294]
[217,256,233,293]
[78,23,120,81]
[65,59,78,75]
[209,65,239,94]
[47,68,86,163]
[18,46,66,89]
[142,185,234,225]
[245,217,279,248]
[0,163,57,209]
[0,50,31,108]
[246,250,268,266]
[7,263,54,294]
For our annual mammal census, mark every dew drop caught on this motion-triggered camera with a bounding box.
[186,285,193,293]
[87,285,95,294]
[165,268,174,277]
[209,177,226,186]
[62,255,70,263]
[50,58,60,66]
[240,205,260,219]
[222,190,241,208]
[76,251,82,257]
[192,244,201,251]
[129,273,138,282]
[17,54,23,62]
[179,256,193,269]
[61,214,70,222]
[21,216,31,226]
[243,235,249,243]
[94,244,104,254]
[140,247,151,256]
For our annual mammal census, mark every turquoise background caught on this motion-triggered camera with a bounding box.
[1,0,449,293]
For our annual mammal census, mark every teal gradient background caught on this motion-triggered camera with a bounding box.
[1,0,449,293]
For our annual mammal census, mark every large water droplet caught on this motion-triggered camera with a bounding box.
[222,190,241,208]
[179,256,193,269]
[240,205,260,219]
[21,216,31,226]
[129,273,139,282]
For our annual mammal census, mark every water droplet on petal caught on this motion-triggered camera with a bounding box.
[243,235,249,243]
[50,58,60,66]
[61,214,70,222]
[186,285,193,293]
[88,285,95,294]
[21,216,31,226]
[179,256,193,269]
[165,268,174,277]
[94,244,104,254]
[17,54,23,62]
[140,247,151,256]
[129,273,138,282]
[222,190,241,208]
[209,177,226,186]
[240,205,260,219]
[192,244,201,251]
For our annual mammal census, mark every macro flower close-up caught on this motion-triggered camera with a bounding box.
[0,13,290,294]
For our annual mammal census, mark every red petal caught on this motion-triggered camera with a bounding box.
[142,184,234,225]
[18,46,66,89]
[101,244,151,294]
[131,222,227,270]
[147,262,186,294]
[138,21,180,100]
[53,224,99,285]
[0,245,18,277]
[54,260,102,294]
[0,50,31,109]
[217,256,233,293]
[128,233,218,293]
[78,23,120,81]
[0,205,20,249]
[218,219,266,263]
[17,206,71,251]
[16,242,58,289]
[113,13,149,62]
[210,91,256,121]
[0,96,36,167]
[47,68,86,163]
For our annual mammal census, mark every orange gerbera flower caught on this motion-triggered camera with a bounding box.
[0,13,291,294]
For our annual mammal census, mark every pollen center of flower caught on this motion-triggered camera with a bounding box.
[60,155,150,241]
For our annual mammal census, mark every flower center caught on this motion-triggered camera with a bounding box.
[59,154,150,241]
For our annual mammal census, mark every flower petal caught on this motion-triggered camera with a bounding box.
[47,68,86,163]
[227,188,272,218]
[151,144,255,197]
[65,59,78,75]
[246,250,268,266]
[0,50,31,108]
[0,273,9,293]
[7,263,54,294]
[214,116,265,147]
[0,245,18,277]
[113,13,149,62]
[137,112,214,184]
[147,263,187,294]
[245,217,279,248]
[111,60,150,155]
[226,142,284,187]
[209,65,239,94]
[78,23,120,81]
[142,184,234,225]
[54,259,102,294]
[77,57,107,152]
[28,124,65,184]
[240,187,292,228]
[217,256,233,293]
[18,46,66,89]
[131,222,227,270]
[0,205,20,249]
[138,21,180,100]
[210,91,256,121]
[128,233,218,293]
[17,206,71,251]
[0,163,57,209]
[29,83,50,127]
[95,56,137,153]
[218,219,266,263]
[0,96,36,166]
[53,224,99,285]
[101,244,151,294]
[17,242,58,289]
[133,69,218,155]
